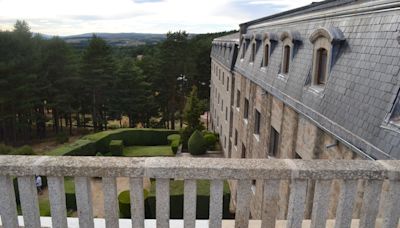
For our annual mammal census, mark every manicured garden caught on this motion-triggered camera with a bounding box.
[49,128,179,156]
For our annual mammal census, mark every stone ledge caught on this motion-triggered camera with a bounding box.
[0,156,399,180]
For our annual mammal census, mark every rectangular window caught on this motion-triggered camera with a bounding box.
[221,100,223,112]
[283,45,290,74]
[222,72,225,85]
[244,98,249,119]
[241,143,246,158]
[269,127,279,157]
[254,109,261,134]
[317,48,328,85]
[226,77,229,91]
[234,129,238,146]
[236,90,241,108]
[263,44,269,67]
[250,42,256,62]
[225,107,228,121]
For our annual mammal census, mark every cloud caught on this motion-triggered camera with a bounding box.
[0,0,321,35]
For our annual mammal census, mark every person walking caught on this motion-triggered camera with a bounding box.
[35,175,43,195]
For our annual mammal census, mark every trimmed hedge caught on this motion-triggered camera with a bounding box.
[109,140,123,156]
[188,130,207,155]
[84,128,179,153]
[49,128,178,156]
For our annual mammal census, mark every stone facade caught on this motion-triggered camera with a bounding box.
[210,0,400,220]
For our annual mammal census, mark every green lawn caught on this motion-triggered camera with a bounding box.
[123,145,174,157]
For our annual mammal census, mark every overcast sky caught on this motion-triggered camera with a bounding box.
[0,0,321,36]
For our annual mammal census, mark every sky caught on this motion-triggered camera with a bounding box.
[0,0,321,36]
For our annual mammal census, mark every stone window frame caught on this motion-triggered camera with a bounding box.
[240,34,252,60]
[278,31,301,81]
[308,27,345,93]
[262,32,278,68]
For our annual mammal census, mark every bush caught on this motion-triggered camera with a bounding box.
[118,189,149,218]
[171,140,180,154]
[203,133,217,150]
[188,130,207,155]
[10,145,35,155]
[0,144,14,155]
[167,134,180,143]
[109,140,123,156]
[56,132,69,144]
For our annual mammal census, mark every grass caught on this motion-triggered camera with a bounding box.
[123,145,174,157]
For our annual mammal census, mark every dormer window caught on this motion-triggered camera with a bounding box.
[262,32,277,68]
[309,27,345,88]
[241,34,251,60]
[279,31,300,77]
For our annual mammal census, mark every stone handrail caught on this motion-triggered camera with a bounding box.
[0,156,399,228]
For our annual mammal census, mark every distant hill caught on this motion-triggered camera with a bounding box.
[60,32,167,47]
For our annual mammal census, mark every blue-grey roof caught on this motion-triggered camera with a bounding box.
[211,0,400,159]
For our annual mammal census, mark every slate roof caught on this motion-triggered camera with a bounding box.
[211,0,400,159]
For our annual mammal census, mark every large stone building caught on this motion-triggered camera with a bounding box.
[209,0,400,219]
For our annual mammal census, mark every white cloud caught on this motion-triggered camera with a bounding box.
[0,0,320,35]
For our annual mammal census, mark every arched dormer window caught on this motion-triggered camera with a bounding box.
[309,27,345,88]
[241,34,251,60]
[279,31,300,77]
[262,32,277,68]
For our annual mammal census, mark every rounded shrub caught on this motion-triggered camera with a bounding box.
[10,145,35,155]
[188,130,207,155]
[203,133,217,150]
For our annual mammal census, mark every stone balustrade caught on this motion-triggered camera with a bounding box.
[0,156,399,228]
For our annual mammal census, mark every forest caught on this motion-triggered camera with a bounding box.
[0,20,236,145]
